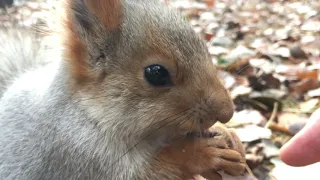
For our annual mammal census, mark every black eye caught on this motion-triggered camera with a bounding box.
[144,64,173,87]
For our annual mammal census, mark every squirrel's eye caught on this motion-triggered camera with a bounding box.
[144,64,173,87]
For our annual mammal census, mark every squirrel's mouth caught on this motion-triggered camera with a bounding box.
[185,131,219,138]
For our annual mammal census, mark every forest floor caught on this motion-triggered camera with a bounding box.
[1,0,320,179]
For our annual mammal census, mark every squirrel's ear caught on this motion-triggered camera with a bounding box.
[63,0,122,80]
[85,0,122,30]
[68,0,122,32]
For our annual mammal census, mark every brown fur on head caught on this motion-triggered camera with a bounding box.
[62,0,233,141]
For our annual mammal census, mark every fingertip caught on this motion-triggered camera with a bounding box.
[279,117,320,166]
[279,142,302,166]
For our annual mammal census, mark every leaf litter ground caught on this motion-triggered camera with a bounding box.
[1,0,320,179]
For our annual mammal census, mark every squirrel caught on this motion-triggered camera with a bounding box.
[0,0,246,179]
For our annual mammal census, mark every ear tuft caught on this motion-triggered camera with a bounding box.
[85,0,122,30]
[62,0,122,81]
[63,15,90,80]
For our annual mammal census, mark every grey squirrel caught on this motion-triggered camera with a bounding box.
[0,0,246,179]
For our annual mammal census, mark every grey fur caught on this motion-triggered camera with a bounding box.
[0,27,60,97]
[0,0,233,179]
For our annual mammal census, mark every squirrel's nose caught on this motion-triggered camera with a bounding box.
[216,100,234,123]
[205,88,234,124]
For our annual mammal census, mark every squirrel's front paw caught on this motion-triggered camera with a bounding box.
[155,124,246,180]
[185,124,246,179]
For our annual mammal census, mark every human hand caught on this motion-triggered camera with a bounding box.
[280,108,320,166]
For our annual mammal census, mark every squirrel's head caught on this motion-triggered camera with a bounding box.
[63,0,233,138]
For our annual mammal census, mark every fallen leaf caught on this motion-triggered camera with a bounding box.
[217,70,236,89]
[200,11,215,21]
[295,69,318,82]
[249,58,275,74]
[248,74,281,91]
[249,89,287,100]
[204,33,214,41]
[226,21,240,30]
[225,58,255,75]
[208,46,229,56]
[277,112,309,135]
[224,45,256,62]
[303,39,320,56]
[230,85,252,99]
[261,139,280,158]
[301,20,320,32]
[246,153,264,170]
[289,46,308,59]
[273,47,290,58]
[299,98,319,112]
[307,88,320,98]
[250,96,282,113]
[205,0,215,8]
[234,125,272,142]
[230,109,267,126]
[289,78,319,96]
[210,36,233,47]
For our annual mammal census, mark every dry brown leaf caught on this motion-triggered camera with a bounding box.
[289,78,319,95]
[295,69,318,82]
[205,0,215,8]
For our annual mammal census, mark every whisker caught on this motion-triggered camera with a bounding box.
[105,109,193,174]
[74,95,111,102]
[152,115,194,167]
[235,63,251,75]
[189,117,195,134]
[191,119,198,158]
[170,114,193,141]
[192,119,203,157]
[164,113,193,142]
[176,114,193,132]
[133,108,192,134]
[205,91,214,104]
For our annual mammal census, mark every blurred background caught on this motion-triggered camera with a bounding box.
[1,0,320,179]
